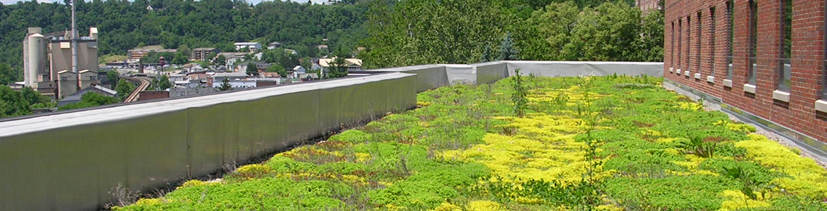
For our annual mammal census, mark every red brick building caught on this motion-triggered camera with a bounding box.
[664,0,827,143]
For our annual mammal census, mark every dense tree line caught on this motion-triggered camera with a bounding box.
[515,1,663,62]
[0,86,52,117]
[361,0,662,69]
[0,0,370,80]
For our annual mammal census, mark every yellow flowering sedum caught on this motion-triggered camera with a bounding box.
[736,134,827,198]
[431,201,462,211]
[439,112,604,185]
[718,190,771,211]
[466,201,504,211]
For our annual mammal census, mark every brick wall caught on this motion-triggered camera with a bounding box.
[665,0,827,142]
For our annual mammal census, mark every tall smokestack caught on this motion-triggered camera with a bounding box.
[72,0,80,92]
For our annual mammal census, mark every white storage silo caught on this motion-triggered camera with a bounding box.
[25,33,45,87]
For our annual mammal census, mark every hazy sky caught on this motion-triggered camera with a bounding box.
[1,0,332,6]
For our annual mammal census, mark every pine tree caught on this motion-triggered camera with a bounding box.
[218,78,233,91]
[480,45,493,63]
[499,32,519,61]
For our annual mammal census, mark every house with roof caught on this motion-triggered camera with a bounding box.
[235,62,271,73]
[234,42,262,52]
[258,70,282,78]
[209,72,249,87]
[298,73,320,82]
[290,65,307,79]
[317,45,329,52]
[217,52,248,67]
[293,65,306,74]
[267,42,282,50]
[318,57,363,72]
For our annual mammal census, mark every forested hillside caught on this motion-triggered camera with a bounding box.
[0,0,369,82]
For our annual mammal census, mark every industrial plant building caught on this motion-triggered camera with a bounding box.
[22,27,100,99]
[664,1,827,144]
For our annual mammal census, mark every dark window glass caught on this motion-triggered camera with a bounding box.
[688,16,692,73]
[779,0,792,91]
[748,0,758,85]
[711,7,717,77]
[697,12,702,75]
[727,1,734,80]
[679,19,683,69]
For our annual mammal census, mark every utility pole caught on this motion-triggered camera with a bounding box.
[71,0,80,92]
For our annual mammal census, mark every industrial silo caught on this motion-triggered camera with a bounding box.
[25,33,45,87]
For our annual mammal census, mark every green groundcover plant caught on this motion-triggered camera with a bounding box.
[118,75,827,211]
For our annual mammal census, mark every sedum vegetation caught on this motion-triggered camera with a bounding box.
[118,75,827,210]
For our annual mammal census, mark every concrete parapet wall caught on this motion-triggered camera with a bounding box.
[363,64,447,92]
[505,61,664,77]
[0,73,416,210]
[366,61,664,87]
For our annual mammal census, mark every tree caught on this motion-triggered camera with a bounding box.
[638,9,664,62]
[246,63,260,76]
[107,71,120,88]
[20,87,46,105]
[172,52,188,65]
[326,57,349,79]
[267,65,287,77]
[158,75,171,90]
[20,86,52,108]
[300,57,312,72]
[0,64,17,86]
[149,78,159,91]
[0,85,30,117]
[217,42,237,53]
[115,79,135,101]
[362,0,509,68]
[218,78,233,91]
[499,32,519,61]
[515,1,579,61]
[567,2,642,61]
[279,51,300,70]
[215,55,227,66]
[480,45,493,63]
[178,45,191,60]
[513,1,658,62]
[58,92,119,110]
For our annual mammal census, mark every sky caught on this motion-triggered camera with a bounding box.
[1,0,332,6]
